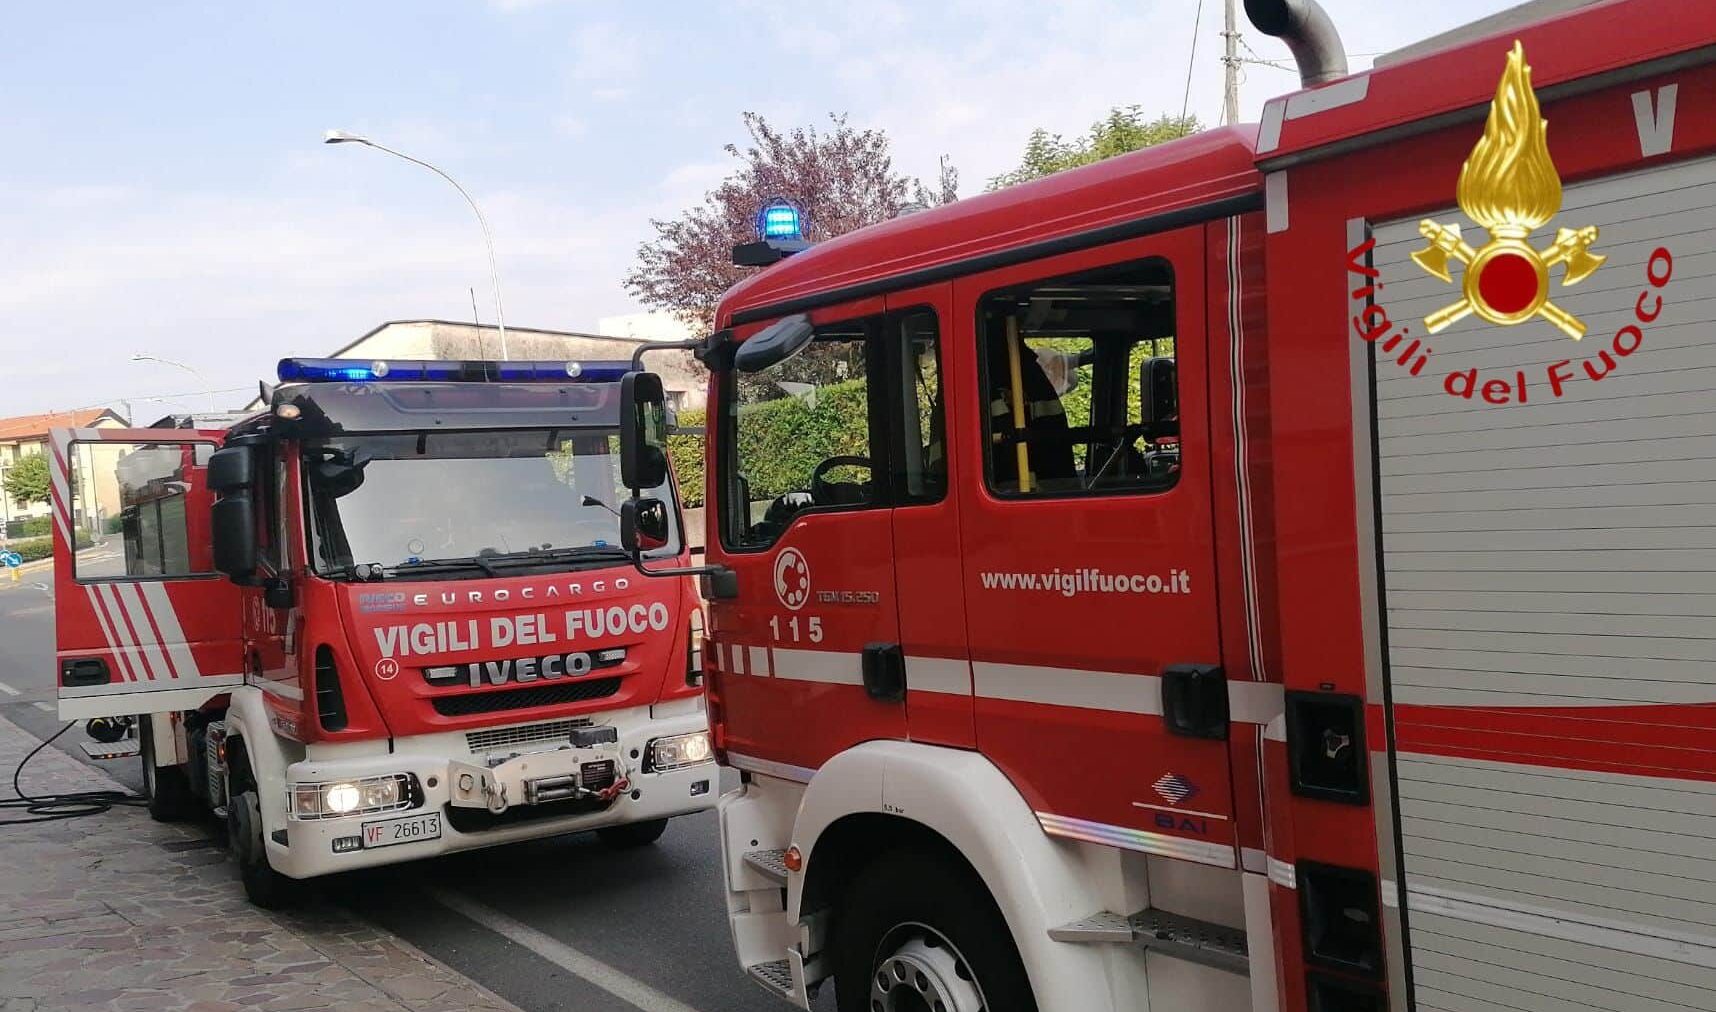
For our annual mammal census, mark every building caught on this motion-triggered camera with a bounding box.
[264,319,708,413]
[0,408,128,540]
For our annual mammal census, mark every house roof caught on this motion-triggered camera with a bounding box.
[0,408,125,442]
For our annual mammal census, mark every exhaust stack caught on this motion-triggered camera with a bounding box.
[1243,0,1349,86]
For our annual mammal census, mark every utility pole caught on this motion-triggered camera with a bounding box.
[1223,0,1241,125]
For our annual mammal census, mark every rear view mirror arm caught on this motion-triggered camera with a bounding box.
[625,555,739,600]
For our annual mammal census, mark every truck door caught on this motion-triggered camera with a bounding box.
[884,284,975,748]
[952,229,1239,869]
[709,299,909,773]
[52,428,245,720]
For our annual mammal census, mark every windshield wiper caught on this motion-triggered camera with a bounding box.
[384,555,500,578]
[486,545,632,569]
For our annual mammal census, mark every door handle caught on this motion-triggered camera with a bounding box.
[1161,663,1228,739]
[861,643,906,703]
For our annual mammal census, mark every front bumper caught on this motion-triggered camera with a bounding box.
[265,708,715,879]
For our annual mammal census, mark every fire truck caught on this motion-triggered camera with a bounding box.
[52,357,715,906]
[614,0,1716,1008]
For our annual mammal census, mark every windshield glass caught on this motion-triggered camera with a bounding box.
[304,428,678,577]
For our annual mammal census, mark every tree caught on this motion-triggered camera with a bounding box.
[988,106,1200,190]
[626,113,958,332]
[3,453,50,507]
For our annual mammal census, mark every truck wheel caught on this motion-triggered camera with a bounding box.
[596,818,669,848]
[139,717,195,822]
[227,787,295,909]
[833,849,1036,1012]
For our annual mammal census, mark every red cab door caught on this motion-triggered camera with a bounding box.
[52,428,246,719]
[951,230,1238,869]
[708,300,908,776]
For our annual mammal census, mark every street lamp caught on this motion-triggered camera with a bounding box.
[131,354,217,414]
[324,129,509,360]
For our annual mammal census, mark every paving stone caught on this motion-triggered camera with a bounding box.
[0,715,519,1012]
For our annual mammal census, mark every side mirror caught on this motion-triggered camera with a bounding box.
[212,493,258,580]
[620,371,669,491]
[207,446,254,493]
[734,315,815,373]
[1140,357,1179,437]
[620,497,670,554]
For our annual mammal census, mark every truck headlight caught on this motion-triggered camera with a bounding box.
[289,773,415,820]
[647,731,713,772]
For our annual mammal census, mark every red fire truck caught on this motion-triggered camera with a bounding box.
[615,0,1716,1008]
[53,357,715,906]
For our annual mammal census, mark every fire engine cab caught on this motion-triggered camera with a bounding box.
[617,0,1716,1008]
[52,357,715,906]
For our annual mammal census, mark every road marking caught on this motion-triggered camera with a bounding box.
[0,681,18,696]
[427,888,703,1012]
[33,701,54,712]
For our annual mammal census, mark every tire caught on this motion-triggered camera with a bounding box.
[833,848,1036,1012]
[595,817,669,849]
[227,788,296,909]
[138,717,196,822]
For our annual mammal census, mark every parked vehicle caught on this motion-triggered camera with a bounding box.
[617,0,1716,1008]
[53,357,714,906]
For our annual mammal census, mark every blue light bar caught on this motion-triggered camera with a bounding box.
[277,358,632,384]
[758,199,804,240]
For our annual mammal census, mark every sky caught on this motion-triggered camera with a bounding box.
[0,0,1515,420]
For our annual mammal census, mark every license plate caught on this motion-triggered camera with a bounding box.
[362,812,442,849]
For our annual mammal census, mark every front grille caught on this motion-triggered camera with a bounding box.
[315,645,348,732]
[465,718,593,753]
[431,677,623,717]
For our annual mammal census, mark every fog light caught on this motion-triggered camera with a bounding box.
[324,783,361,813]
[647,731,714,772]
[288,773,416,820]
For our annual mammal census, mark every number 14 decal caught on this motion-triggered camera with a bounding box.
[769,614,824,644]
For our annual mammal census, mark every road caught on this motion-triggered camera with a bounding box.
[0,568,831,1012]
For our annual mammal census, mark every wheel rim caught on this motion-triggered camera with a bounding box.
[869,922,986,1012]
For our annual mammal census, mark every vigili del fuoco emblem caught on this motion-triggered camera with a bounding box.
[1412,41,1606,339]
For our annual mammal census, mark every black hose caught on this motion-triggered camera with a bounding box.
[0,722,145,825]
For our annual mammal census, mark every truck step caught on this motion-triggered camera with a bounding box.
[81,739,140,760]
[746,958,794,997]
[743,848,790,886]
[1050,908,1249,976]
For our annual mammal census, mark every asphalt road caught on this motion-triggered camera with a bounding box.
[0,567,831,1012]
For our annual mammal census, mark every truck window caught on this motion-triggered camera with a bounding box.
[719,315,882,550]
[890,308,945,506]
[977,258,1179,497]
[70,440,215,580]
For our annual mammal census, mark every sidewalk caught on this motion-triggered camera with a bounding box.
[0,714,520,1012]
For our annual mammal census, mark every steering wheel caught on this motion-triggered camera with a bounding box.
[810,455,875,506]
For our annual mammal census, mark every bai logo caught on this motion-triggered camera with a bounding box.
[1349,41,1674,404]
[774,548,811,611]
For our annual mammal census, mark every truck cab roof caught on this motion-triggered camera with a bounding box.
[716,125,1262,328]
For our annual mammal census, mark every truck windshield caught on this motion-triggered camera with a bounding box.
[304,428,678,578]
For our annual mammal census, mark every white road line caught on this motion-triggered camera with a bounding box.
[427,888,703,1012]
[32,701,54,712]
[0,681,19,696]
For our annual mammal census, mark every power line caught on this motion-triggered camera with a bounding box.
[1181,0,1206,121]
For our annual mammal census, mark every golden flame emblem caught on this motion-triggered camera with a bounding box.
[1411,41,1605,340]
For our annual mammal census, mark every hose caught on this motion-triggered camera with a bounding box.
[0,722,146,826]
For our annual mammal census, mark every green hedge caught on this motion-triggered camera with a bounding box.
[8,536,53,562]
[669,381,873,508]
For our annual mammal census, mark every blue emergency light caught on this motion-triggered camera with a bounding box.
[758,199,804,241]
[276,358,631,384]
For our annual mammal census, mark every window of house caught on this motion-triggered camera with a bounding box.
[978,258,1180,498]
